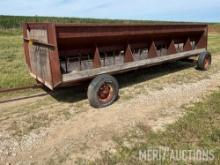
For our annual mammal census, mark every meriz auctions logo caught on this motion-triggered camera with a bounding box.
[139,146,215,162]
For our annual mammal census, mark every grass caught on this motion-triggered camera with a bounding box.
[208,33,220,54]
[0,32,35,88]
[209,24,220,33]
[85,89,220,165]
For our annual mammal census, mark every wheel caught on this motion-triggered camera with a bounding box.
[87,74,119,108]
[197,52,212,70]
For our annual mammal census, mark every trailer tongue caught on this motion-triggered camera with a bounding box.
[23,23,211,107]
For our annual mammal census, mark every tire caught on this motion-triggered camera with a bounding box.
[87,74,119,108]
[197,52,212,70]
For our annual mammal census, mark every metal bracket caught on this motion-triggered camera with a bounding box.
[23,38,55,50]
[183,38,192,51]
[148,41,157,58]
[124,44,134,62]
[167,40,177,55]
[93,46,101,68]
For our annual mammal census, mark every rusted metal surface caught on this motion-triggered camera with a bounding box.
[23,24,31,71]
[167,40,177,55]
[97,83,114,103]
[47,24,62,88]
[0,84,42,93]
[23,23,208,90]
[0,92,48,104]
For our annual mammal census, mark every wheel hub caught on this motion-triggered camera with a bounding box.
[204,58,210,70]
[97,83,113,103]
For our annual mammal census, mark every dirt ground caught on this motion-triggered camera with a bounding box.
[1,56,220,164]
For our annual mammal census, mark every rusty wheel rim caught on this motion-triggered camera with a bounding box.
[97,83,114,103]
[204,58,210,70]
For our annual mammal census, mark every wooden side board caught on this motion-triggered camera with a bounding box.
[62,49,206,83]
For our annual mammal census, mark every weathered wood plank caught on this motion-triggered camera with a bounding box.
[62,49,206,83]
[28,29,53,88]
